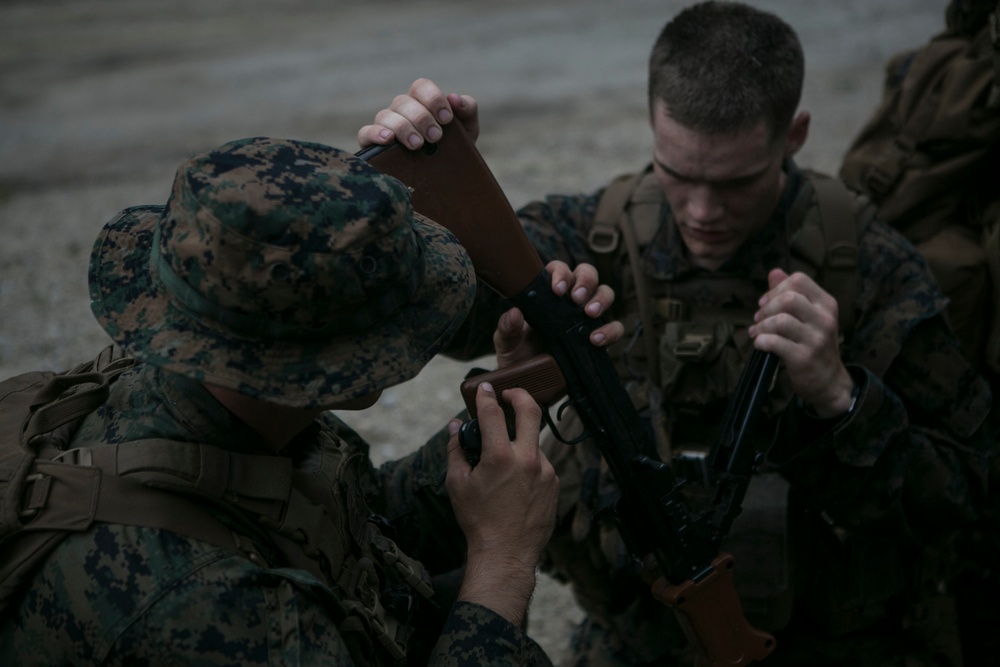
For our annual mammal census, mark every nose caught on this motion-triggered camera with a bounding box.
[685,184,724,224]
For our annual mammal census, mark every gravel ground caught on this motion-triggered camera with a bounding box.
[0,0,948,660]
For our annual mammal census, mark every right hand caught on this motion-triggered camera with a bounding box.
[445,383,557,627]
[357,77,480,151]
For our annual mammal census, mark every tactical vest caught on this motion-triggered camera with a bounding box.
[546,166,884,635]
[0,347,433,666]
[585,166,864,461]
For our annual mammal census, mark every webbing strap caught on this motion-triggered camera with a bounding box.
[810,178,860,336]
[18,461,241,551]
[590,169,662,387]
[58,441,294,507]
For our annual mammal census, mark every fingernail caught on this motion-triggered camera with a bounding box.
[428,126,442,142]
[378,128,393,141]
[480,382,494,394]
[555,280,568,295]
[437,108,453,123]
[592,332,606,344]
[586,302,600,315]
[449,420,460,435]
[573,287,588,302]
[407,134,422,149]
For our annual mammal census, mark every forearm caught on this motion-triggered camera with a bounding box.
[457,550,538,628]
[772,363,991,543]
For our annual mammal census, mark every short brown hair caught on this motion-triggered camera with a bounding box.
[648,1,804,141]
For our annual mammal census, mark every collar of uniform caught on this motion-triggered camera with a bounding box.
[148,364,272,455]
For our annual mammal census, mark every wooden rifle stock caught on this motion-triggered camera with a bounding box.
[358,126,776,665]
[357,125,541,299]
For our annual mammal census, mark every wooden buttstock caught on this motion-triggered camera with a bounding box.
[651,553,775,666]
[358,124,544,299]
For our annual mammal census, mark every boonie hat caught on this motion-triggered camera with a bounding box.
[88,136,476,408]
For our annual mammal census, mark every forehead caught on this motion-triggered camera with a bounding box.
[651,104,776,183]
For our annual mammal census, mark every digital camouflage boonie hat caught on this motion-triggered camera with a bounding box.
[88,137,476,408]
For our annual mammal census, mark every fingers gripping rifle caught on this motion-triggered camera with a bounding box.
[357,126,776,665]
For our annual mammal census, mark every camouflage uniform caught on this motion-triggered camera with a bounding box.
[446,160,994,666]
[0,137,552,666]
[1,364,549,666]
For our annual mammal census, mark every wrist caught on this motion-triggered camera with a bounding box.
[458,552,538,627]
[802,375,860,421]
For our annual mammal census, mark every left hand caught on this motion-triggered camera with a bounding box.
[493,260,623,369]
[749,268,854,418]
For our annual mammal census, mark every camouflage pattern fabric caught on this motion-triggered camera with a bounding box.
[0,363,552,666]
[88,137,476,409]
[444,160,994,666]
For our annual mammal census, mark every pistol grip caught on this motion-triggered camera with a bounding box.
[651,553,775,666]
[460,354,566,419]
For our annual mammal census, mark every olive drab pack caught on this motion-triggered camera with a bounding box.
[839,0,1000,375]
[0,347,433,666]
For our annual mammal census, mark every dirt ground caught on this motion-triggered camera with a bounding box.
[0,0,948,661]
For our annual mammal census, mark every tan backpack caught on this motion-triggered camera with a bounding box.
[839,0,1000,374]
[0,347,433,663]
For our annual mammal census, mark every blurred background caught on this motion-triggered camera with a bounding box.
[0,0,948,659]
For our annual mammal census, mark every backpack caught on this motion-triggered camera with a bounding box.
[839,0,1000,375]
[0,346,433,663]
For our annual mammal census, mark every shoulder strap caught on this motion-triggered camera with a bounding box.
[589,167,662,386]
[811,176,862,336]
[792,173,862,337]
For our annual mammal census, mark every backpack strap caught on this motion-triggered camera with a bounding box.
[589,167,663,386]
[808,175,862,336]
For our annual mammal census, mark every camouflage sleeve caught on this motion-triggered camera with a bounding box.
[442,189,605,361]
[429,601,553,666]
[770,216,995,544]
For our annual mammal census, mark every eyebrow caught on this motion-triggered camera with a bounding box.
[654,156,770,187]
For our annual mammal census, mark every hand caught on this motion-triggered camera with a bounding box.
[493,260,623,370]
[445,383,558,626]
[749,268,854,417]
[357,77,480,151]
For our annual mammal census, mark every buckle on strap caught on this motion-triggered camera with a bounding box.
[672,333,715,361]
[587,224,621,254]
[16,461,101,531]
[374,534,434,599]
[19,473,51,518]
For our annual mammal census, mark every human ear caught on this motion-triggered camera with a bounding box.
[784,111,810,158]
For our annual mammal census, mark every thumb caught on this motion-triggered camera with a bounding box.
[446,419,471,476]
[494,308,526,354]
[768,267,790,290]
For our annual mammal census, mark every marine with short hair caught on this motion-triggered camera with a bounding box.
[359,2,995,665]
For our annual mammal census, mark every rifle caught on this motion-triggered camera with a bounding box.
[357,125,777,666]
